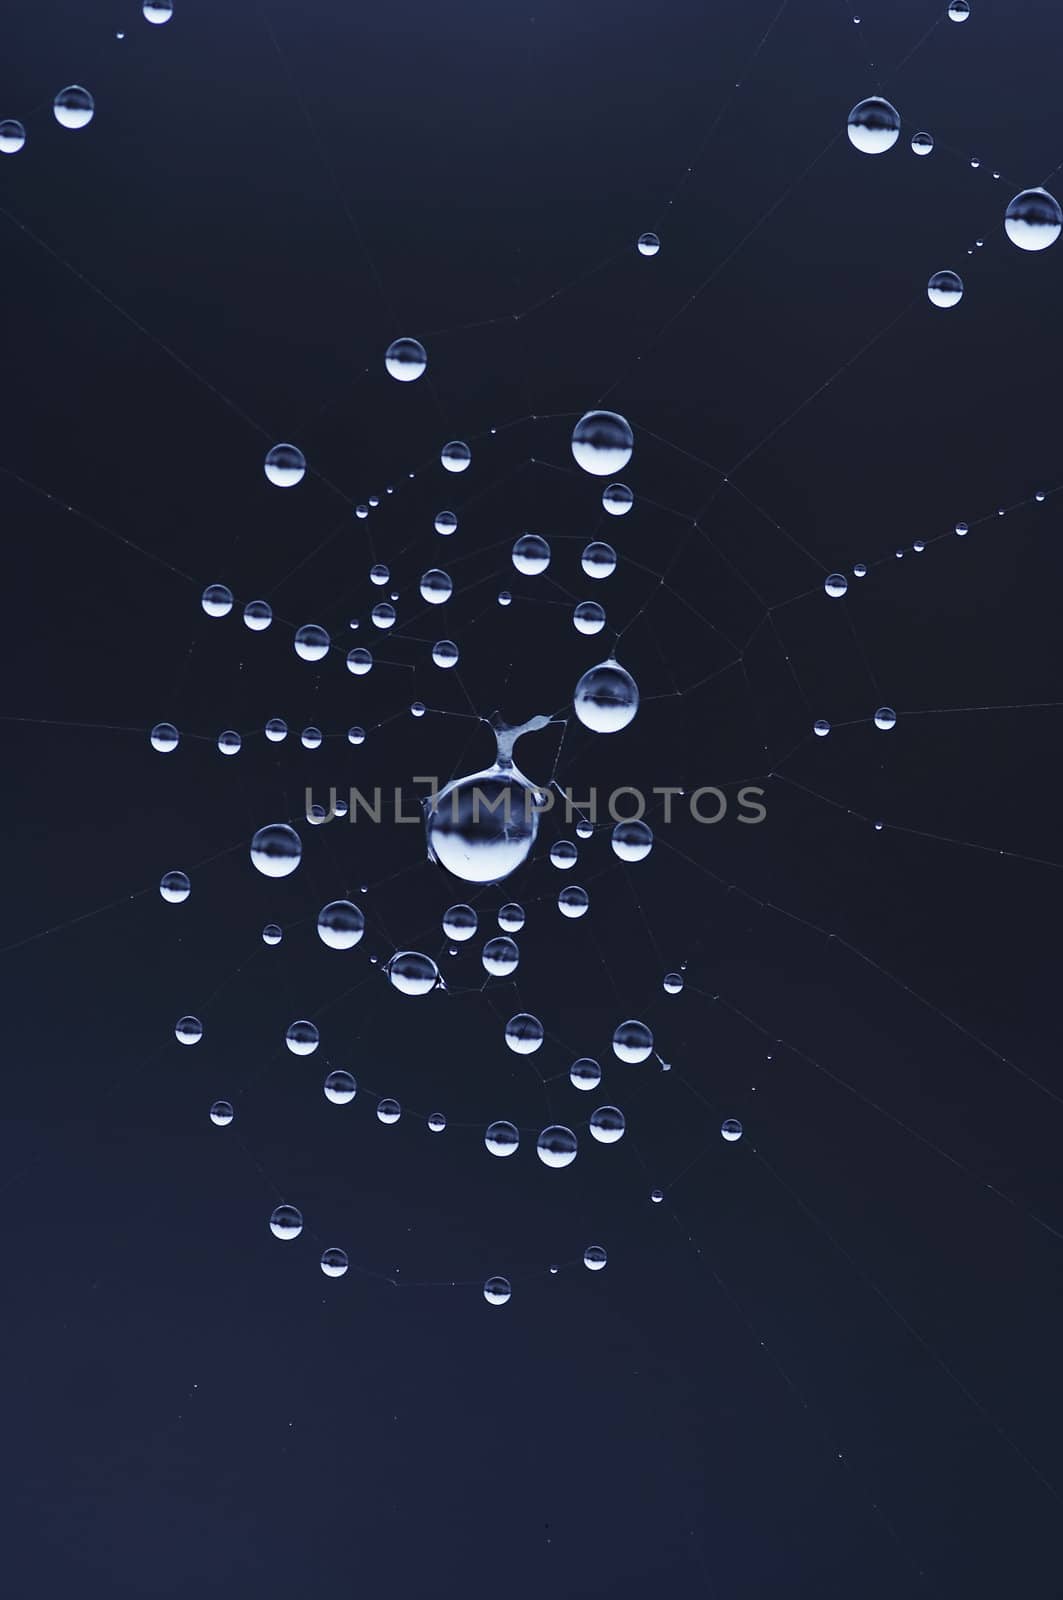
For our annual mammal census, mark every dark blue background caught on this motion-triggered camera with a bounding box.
[3,1,1062,1594]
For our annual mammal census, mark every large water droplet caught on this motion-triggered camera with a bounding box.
[251,823,302,878]
[269,1204,303,1240]
[537,1125,578,1167]
[927,269,963,308]
[317,901,365,949]
[612,1019,653,1062]
[54,86,94,130]
[386,950,439,995]
[160,870,190,903]
[571,411,634,476]
[264,443,305,487]
[574,660,639,733]
[1005,188,1062,252]
[846,97,900,155]
[324,1070,357,1105]
[485,1121,520,1157]
[385,337,427,381]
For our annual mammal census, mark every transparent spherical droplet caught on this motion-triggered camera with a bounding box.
[150,722,179,753]
[910,130,934,156]
[590,1105,625,1144]
[262,923,283,945]
[202,583,235,621]
[550,840,578,870]
[928,269,963,308]
[294,624,329,662]
[386,950,439,995]
[824,572,847,599]
[583,1245,607,1271]
[217,729,241,756]
[370,563,390,587]
[663,972,684,994]
[813,718,831,737]
[441,440,471,473]
[537,1125,578,1167]
[853,561,868,577]
[270,1204,303,1240]
[432,639,459,669]
[602,482,633,516]
[571,411,634,476]
[574,660,639,733]
[317,900,365,950]
[611,819,653,861]
[846,97,900,155]
[581,541,617,580]
[874,706,897,731]
[0,119,26,154]
[285,1019,319,1056]
[243,599,272,631]
[575,818,594,839]
[143,0,174,21]
[443,903,478,942]
[435,510,457,536]
[558,884,589,918]
[913,540,925,553]
[427,766,542,885]
[209,1100,233,1127]
[650,1187,663,1203]
[947,0,969,19]
[497,590,512,606]
[483,1276,511,1305]
[355,504,368,519]
[485,1120,520,1157]
[347,647,373,676]
[264,717,287,743]
[320,1247,348,1277]
[385,337,427,381]
[512,534,551,575]
[371,602,396,630]
[505,1013,544,1054]
[612,1019,653,1063]
[1005,188,1062,252]
[377,1098,401,1124]
[570,1057,601,1091]
[160,869,190,903]
[264,442,305,487]
[347,725,366,746]
[482,936,520,976]
[324,1069,357,1105]
[721,1118,743,1142]
[637,231,660,256]
[251,823,302,878]
[54,85,94,129]
[574,602,606,635]
[427,1111,447,1132]
[498,903,525,933]
[175,1015,202,1045]
[420,568,452,604]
